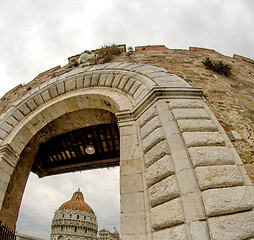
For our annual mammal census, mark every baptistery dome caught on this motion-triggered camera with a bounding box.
[51,189,98,240]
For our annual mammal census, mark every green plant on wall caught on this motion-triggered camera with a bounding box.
[202,57,232,77]
[96,44,123,63]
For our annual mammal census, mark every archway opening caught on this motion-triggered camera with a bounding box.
[0,108,121,236]
[16,167,120,239]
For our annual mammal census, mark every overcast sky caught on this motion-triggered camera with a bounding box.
[0,0,254,239]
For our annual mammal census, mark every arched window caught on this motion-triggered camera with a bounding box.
[70,214,72,218]
[77,214,79,219]
[75,226,77,232]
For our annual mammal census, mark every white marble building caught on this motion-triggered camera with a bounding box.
[51,189,98,240]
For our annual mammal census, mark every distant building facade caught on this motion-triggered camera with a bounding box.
[98,228,119,240]
[50,189,98,240]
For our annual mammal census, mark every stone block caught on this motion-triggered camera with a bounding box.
[112,74,123,88]
[181,192,206,222]
[133,84,147,101]
[183,132,224,147]
[172,108,210,120]
[144,140,170,167]
[65,78,76,92]
[129,81,142,96]
[120,134,140,161]
[153,224,188,240]
[171,149,192,173]
[118,76,130,89]
[169,99,204,109]
[202,186,254,217]
[48,85,58,98]
[12,110,24,122]
[188,221,210,240]
[166,133,185,152]
[140,116,161,140]
[142,127,165,153]
[26,98,38,111]
[33,94,44,106]
[56,82,66,94]
[76,75,84,89]
[121,210,147,236]
[6,116,18,128]
[177,169,199,194]
[208,211,254,240]
[150,198,184,230]
[121,192,145,213]
[19,103,31,116]
[177,119,217,132]
[145,154,174,187]
[98,73,107,85]
[149,175,180,207]
[138,105,156,128]
[90,73,100,86]
[41,90,51,102]
[120,174,143,194]
[1,122,13,134]
[188,146,235,167]
[195,165,244,190]
[84,74,92,87]
[120,158,142,176]
[124,78,136,92]
[105,73,115,86]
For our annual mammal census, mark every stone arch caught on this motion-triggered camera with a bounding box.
[0,62,254,239]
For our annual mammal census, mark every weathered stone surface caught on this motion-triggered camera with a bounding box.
[144,140,170,167]
[177,169,199,194]
[183,132,224,147]
[138,105,157,128]
[202,186,254,217]
[140,116,161,139]
[153,224,188,240]
[145,154,174,187]
[181,192,206,222]
[168,99,204,109]
[177,119,217,132]
[121,192,145,213]
[208,211,254,240]
[188,221,210,240]
[195,165,244,190]
[142,127,165,153]
[188,146,235,167]
[150,198,184,230]
[172,108,210,120]
[149,175,180,207]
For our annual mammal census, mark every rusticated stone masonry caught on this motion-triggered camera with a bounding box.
[0,61,253,240]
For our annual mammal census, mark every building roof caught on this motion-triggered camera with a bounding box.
[58,189,95,213]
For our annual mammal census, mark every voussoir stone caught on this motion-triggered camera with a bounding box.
[202,186,254,217]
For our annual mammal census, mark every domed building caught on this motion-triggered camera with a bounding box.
[51,189,98,240]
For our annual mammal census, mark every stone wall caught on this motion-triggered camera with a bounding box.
[1,46,253,179]
[115,49,254,182]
